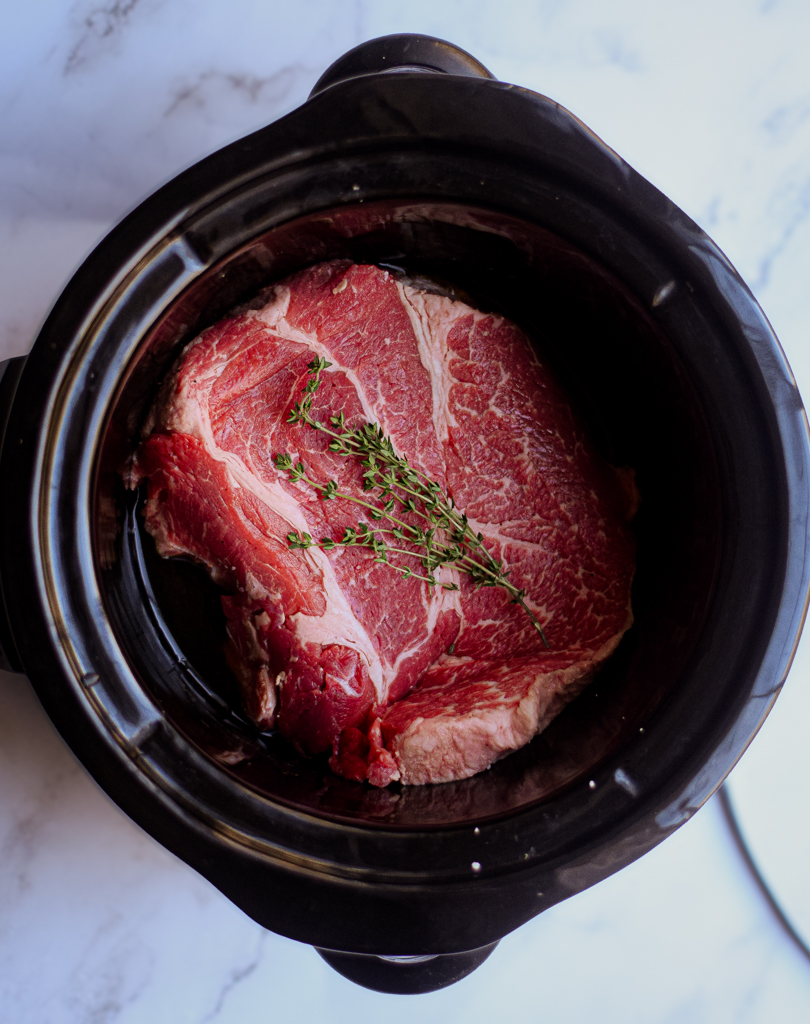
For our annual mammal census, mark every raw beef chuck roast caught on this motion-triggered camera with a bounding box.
[131,261,636,786]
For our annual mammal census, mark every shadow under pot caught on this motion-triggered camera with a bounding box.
[0,34,807,995]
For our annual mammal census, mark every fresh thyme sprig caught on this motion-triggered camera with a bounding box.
[272,357,549,648]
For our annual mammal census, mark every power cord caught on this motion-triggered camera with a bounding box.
[719,784,810,964]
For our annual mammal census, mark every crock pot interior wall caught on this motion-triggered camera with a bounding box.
[94,199,721,828]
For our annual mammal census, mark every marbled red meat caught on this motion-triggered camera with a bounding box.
[131,261,636,786]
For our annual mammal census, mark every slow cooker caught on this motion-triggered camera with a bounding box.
[1,34,808,993]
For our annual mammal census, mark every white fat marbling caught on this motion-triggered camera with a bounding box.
[3,2,810,1020]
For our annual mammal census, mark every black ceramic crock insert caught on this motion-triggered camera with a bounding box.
[0,35,808,993]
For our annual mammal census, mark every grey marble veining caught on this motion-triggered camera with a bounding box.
[2,2,810,1020]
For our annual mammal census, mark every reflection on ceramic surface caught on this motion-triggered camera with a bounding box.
[3,1,810,1020]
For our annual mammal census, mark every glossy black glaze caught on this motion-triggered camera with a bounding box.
[315,943,499,994]
[309,32,494,96]
[0,35,808,981]
[0,355,26,673]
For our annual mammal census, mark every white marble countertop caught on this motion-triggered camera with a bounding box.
[3,2,810,1020]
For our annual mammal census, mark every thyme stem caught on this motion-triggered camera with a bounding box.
[273,357,549,648]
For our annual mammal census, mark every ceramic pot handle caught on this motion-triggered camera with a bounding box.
[309,33,495,98]
[0,355,26,673]
[315,941,499,994]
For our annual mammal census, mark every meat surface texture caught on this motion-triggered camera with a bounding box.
[132,261,636,786]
